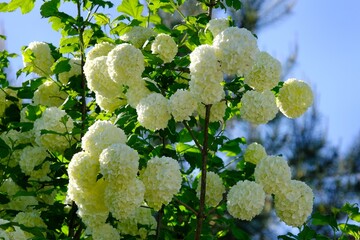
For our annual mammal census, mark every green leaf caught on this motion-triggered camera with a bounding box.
[93,13,110,26]
[2,0,35,13]
[219,137,244,156]
[311,212,339,231]
[339,223,360,238]
[341,203,360,222]
[117,0,144,20]
[51,57,71,74]
[40,0,60,18]
[0,138,10,158]
[0,192,10,204]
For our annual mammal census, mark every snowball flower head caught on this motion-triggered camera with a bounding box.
[254,155,292,194]
[19,146,48,175]
[120,26,156,48]
[68,151,99,190]
[84,56,122,98]
[125,77,151,108]
[86,42,115,61]
[244,51,281,91]
[95,92,126,112]
[169,89,197,122]
[58,58,81,84]
[151,33,178,63]
[276,78,314,118]
[92,223,120,240]
[105,178,145,220]
[82,120,127,158]
[189,79,224,105]
[227,180,265,221]
[206,18,229,37]
[240,90,278,125]
[196,172,225,207]
[107,43,144,86]
[22,41,54,77]
[141,156,182,210]
[275,180,314,227]
[33,107,74,152]
[244,142,267,165]
[136,93,171,131]
[33,80,68,107]
[99,143,139,181]
[213,27,259,76]
[189,44,223,83]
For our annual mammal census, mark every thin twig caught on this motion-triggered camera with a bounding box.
[183,121,202,151]
[174,197,198,215]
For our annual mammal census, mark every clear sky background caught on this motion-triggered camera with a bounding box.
[1,0,360,154]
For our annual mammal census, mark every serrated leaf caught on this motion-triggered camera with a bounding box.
[311,212,339,231]
[117,0,144,20]
[40,0,60,17]
[93,13,110,25]
[4,0,35,13]
[51,57,71,74]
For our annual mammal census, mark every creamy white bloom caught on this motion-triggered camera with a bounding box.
[189,79,224,105]
[206,18,229,37]
[244,142,267,165]
[227,180,265,221]
[105,178,145,220]
[92,223,120,240]
[120,26,156,48]
[196,172,225,207]
[84,56,123,98]
[33,107,74,152]
[254,155,292,194]
[136,93,171,131]
[197,101,227,122]
[19,146,49,175]
[213,27,259,76]
[33,80,68,107]
[86,42,115,61]
[151,33,178,63]
[275,180,314,227]
[107,43,144,86]
[276,78,314,118]
[244,51,281,91]
[95,92,127,112]
[141,157,182,210]
[169,89,197,122]
[82,120,127,157]
[240,90,278,125]
[68,151,99,190]
[99,143,139,181]
[58,58,81,85]
[22,41,54,77]
[125,78,151,108]
[189,44,223,83]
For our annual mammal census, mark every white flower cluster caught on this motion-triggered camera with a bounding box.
[19,145,48,175]
[13,211,47,239]
[33,80,68,107]
[58,58,81,84]
[169,89,197,122]
[140,156,182,210]
[276,78,314,118]
[125,78,151,108]
[86,42,115,61]
[244,51,281,92]
[91,223,120,240]
[275,180,314,227]
[196,172,225,207]
[240,90,278,125]
[254,155,292,194]
[136,93,171,130]
[243,142,267,165]
[206,18,229,37]
[151,33,178,63]
[197,101,227,122]
[22,41,54,77]
[120,26,156,48]
[33,107,74,152]
[227,180,266,221]
[213,27,259,76]
[107,43,145,86]
[81,120,127,157]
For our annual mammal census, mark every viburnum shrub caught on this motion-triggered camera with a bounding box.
[0,0,320,239]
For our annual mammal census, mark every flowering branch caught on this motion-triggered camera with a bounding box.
[183,121,202,151]
[195,104,212,240]
[174,197,198,215]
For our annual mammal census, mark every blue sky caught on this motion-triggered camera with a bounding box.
[1,0,359,153]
